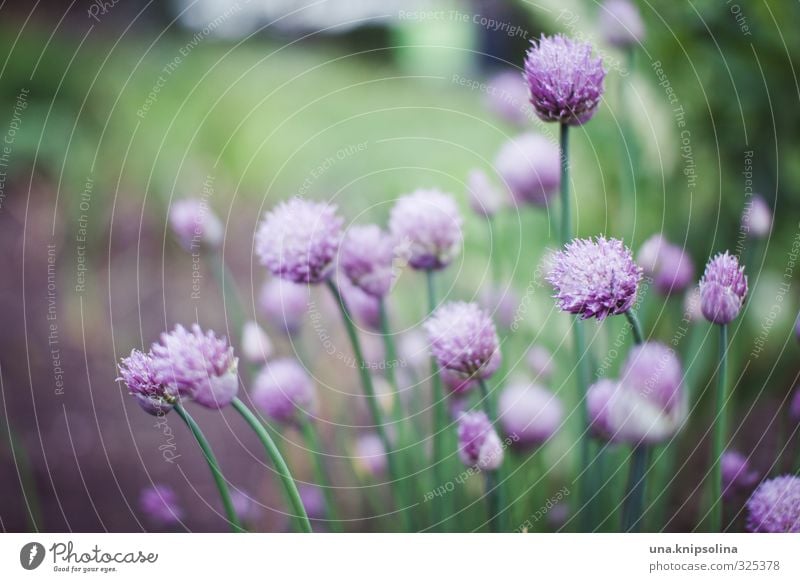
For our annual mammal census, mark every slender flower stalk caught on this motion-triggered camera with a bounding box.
[231,397,311,533]
[299,417,341,532]
[621,445,649,532]
[710,324,728,531]
[479,378,508,532]
[699,251,747,531]
[560,123,571,243]
[324,279,410,532]
[426,271,448,529]
[173,403,243,532]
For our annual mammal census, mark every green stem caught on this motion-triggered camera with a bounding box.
[325,279,410,532]
[625,311,645,345]
[478,379,507,532]
[231,397,311,533]
[559,123,571,244]
[378,298,401,410]
[299,417,341,531]
[426,270,449,530]
[621,444,649,532]
[710,324,728,532]
[173,403,243,532]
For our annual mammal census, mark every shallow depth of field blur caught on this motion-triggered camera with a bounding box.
[1,0,799,532]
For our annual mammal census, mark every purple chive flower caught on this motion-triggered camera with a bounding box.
[442,368,477,395]
[140,484,183,526]
[547,236,643,320]
[721,450,759,499]
[424,301,501,380]
[241,321,273,364]
[524,34,606,125]
[354,433,387,477]
[467,169,503,217]
[251,358,316,424]
[498,382,563,447]
[637,234,694,295]
[255,197,343,284]
[699,252,748,325]
[485,69,533,126]
[339,224,396,298]
[118,349,175,415]
[742,195,772,239]
[600,0,646,49]
[790,387,800,424]
[526,345,555,382]
[495,133,560,207]
[389,189,463,271]
[150,324,238,410]
[589,343,686,444]
[479,284,520,329]
[457,411,504,470]
[746,475,800,533]
[169,198,223,251]
[259,277,309,336]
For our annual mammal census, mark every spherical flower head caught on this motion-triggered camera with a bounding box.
[485,70,533,126]
[495,133,560,207]
[746,475,800,533]
[259,277,309,335]
[389,189,463,271]
[600,0,645,49]
[354,433,387,477]
[339,224,395,297]
[721,450,759,499]
[169,198,223,251]
[424,301,500,379]
[498,382,563,447]
[699,251,747,325]
[251,358,316,424]
[547,236,642,320]
[140,484,183,526]
[467,169,503,217]
[457,411,504,470]
[637,235,694,295]
[524,34,606,125]
[150,324,238,409]
[621,342,683,412]
[526,345,554,382]
[118,350,176,415]
[255,197,343,284]
[587,373,687,445]
[241,321,273,363]
[790,387,800,425]
[742,195,772,239]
